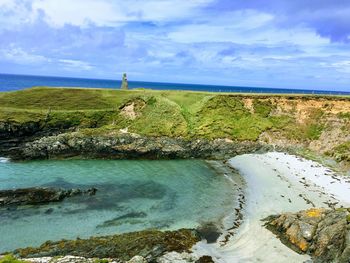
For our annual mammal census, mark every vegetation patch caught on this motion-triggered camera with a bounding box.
[337,112,350,119]
[0,87,348,144]
[253,99,275,117]
[327,142,350,162]
[283,108,326,141]
[193,96,285,140]
[0,255,27,263]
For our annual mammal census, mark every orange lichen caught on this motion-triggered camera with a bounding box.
[288,236,309,252]
[306,208,322,218]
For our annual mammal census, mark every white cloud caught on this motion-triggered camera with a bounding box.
[0,46,50,64]
[59,59,93,71]
[168,10,329,47]
[329,60,350,73]
[0,0,37,30]
[31,0,212,27]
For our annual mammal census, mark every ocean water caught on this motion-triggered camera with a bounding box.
[1,73,349,95]
[0,159,236,252]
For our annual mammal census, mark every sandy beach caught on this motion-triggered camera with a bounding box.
[193,152,350,263]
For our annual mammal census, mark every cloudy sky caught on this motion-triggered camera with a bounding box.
[1,0,350,90]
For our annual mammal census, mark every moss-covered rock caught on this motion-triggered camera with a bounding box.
[14,229,200,262]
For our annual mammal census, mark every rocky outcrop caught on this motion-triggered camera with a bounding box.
[4,253,214,263]
[0,187,97,206]
[14,229,201,262]
[264,208,350,263]
[5,132,268,161]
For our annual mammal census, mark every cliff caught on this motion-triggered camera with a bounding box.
[0,87,349,166]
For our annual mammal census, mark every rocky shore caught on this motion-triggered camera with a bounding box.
[1,132,269,161]
[10,229,214,263]
[264,208,350,263]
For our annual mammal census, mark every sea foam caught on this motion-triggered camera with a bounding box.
[0,157,10,163]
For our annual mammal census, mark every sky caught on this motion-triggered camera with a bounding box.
[0,0,350,91]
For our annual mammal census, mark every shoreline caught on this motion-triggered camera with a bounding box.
[192,152,350,263]
[1,152,349,262]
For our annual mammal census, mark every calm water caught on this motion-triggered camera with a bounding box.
[0,159,236,252]
[1,73,349,95]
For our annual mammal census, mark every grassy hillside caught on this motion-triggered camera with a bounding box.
[1,87,349,159]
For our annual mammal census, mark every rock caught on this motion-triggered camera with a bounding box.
[44,208,54,214]
[196,223,221,243]
[195,256,215,263]
[97,212,147,228]
[156,251,197,262]
[1,131,267,161]
[0,187,97,206]
[21,255,123,263]
[126,256,147,263]
[14,229,201,262]
[264,208,350,263]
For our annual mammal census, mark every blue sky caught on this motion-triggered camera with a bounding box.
[0,0,350,91]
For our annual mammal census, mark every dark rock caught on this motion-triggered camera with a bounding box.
[197,223,222,244]
[196,255,215,263]
[2,132,268,161]
[0,187,97,206]
[264,208,350,263]
[14,229,201,261]
[97,212,147,228]
[44,208,54,214]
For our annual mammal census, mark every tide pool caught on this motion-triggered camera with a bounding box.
[0,159,236,252]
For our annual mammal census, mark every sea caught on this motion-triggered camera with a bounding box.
[1,73,349,95]
[0,159,237,252]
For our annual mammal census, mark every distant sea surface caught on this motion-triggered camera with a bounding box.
[0,73,349,95]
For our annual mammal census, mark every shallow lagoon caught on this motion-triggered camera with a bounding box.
[0,159,236,252]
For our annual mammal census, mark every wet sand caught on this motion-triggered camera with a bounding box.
[193,152,350,263]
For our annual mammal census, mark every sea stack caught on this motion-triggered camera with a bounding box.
[121,73,128,90]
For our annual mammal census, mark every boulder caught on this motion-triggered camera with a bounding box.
[264,208,350,263]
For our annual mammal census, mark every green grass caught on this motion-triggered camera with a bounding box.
[0,87,348,141]
[327,141,350,162]
[0,255,27,263]
[282,108,326,141]
[338,112,350,119]
[253,99,275,117]
[192,96,267,140]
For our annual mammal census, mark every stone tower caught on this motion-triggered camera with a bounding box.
[121,73,128,90]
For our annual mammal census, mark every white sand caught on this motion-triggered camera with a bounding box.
[193,152,350,263]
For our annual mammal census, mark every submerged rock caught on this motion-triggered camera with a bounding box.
[264,208,350,263]
[97,212,147,228]
[0,187,97,206]
[14,229,201,262]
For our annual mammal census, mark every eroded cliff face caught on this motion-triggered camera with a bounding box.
[256,97,350,167]
[0,88,349,164]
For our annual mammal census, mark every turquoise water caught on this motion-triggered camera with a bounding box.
[0,159,236,252]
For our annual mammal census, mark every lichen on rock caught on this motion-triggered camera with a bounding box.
[264,208,350,263]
